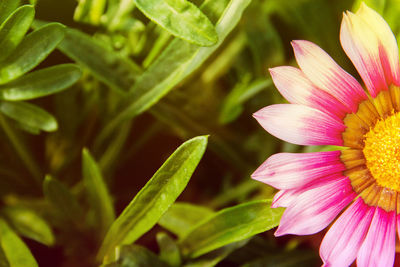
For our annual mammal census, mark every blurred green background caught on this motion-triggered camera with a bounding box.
[0,0,397,266]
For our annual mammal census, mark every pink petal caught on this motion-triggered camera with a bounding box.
[271,173,341,208]
[252,151,345,189]
[340,4,400,97]
[253,104,345,146]
[269,66,348,119]
[274,176,355,236]
[271,190,290,208]
[292,40,367,111]
[320,198,374,267]
[357,207,396,267]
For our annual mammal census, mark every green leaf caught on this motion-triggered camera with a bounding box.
[156,232,181,267]
[97,0,251,145]
[158,202,214,238]
[241,250,318,267]
[0,219,38,267]
[179,200,283,258]
[2,206,55,246]
[0,23,65,84]
[43,176,85,226]
[219,78,273,124]
[105,245,168,267]
[0,0,20,25]
[134,0,218,46]
[82,148,115,238]
[74,0,107,25]
[0,64,81,101]
[98,136,208,262]
[57,27,141,93]
[184,240,249,267]
[0,101,57,132]
[0,5,35,62]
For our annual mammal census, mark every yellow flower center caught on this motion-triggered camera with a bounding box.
[363,112,400,192]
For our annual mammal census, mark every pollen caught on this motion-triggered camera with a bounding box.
[363,112,400,192]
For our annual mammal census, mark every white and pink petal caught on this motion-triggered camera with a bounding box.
[269,66,348,119]
[357,207,396,267]
[320,198,374,267]
[340,4,400,97]
[274,176,355,236]
[253,104,346,146]
[291,40,367,112]
[252,151,345,189]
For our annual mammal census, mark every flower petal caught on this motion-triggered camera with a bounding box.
[320,198,374,267]
[252,151,345,189]
[253,104,346,146]
[292,40,367,112]
[274,176,355,236]
[357,207,396,267]
[269,66,348,119]
[340,3,400,97]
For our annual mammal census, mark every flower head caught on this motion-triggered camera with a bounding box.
[252,3,400,266]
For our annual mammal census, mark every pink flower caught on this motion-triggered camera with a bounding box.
[252,3,400,267]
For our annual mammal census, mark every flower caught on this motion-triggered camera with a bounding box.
[252,3,400,267]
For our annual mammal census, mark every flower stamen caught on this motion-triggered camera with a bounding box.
[363,111,400,191]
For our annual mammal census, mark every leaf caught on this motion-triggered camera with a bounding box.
[134,0,218,46]
[105,245,168,267]
[74,0,107,25]
[219,78,273,124]
[0,219,38,267]
[98,136,208,261]
[241,250,318,267]
[43,176,85,226]
[0,64,81,101]
[184,240,249,267]
[57,27,141,93]
[0,0,20,25]
[2,206,55,246]
[82,148,115,238]
[0,101,57,132]
[158,202,214,238]
[179,200,283,258]
[0,5,35,62]
[0,23,65,84]
[97,0,251,145]
[156,232,181,267]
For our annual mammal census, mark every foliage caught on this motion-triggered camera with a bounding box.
[0,0,370,266]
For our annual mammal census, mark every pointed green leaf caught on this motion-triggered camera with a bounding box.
[82,148,115,238]
[241,250,318,267]
[0,64,81,101]
[74,0,107,25]
[179,200,283,258]
[0,219,38,267]
[134,0,218,46]
[97,0,251,144]
[2,206,54,246]
[105,245,168,267]
[0,23,65,84]
[158,202,214,238]
[183,239,249,267]
[98,136,208,261]
[43,176,85,226]
[0,5,35,62]
[156,232,181,267]
[0,101,57,132]
[57,27,141,93]
[0,0,20,25]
